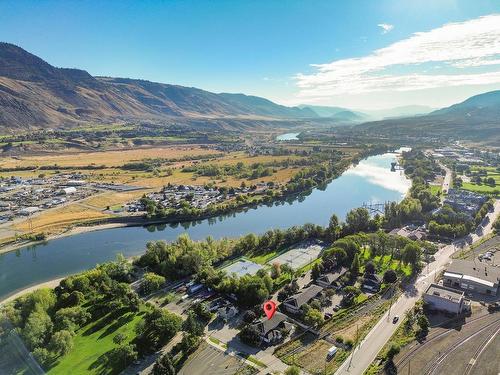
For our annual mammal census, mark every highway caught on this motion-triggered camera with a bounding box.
[335,199,500,375]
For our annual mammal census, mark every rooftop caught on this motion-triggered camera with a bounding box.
[317,268,347,284]
[425,283,464,302]
[445,259,500,285]
[285,284,323,308]
[254,312,287,334]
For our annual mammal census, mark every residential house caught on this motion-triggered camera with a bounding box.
[283,285,323,314]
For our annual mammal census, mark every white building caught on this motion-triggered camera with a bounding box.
[423,284,467,314]
[60,187,77,195]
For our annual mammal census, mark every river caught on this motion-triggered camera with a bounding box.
[0,152,411,301]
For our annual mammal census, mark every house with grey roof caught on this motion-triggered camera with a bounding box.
[283,284,323,314]
[315,268,347,289]
[251,312,291,344]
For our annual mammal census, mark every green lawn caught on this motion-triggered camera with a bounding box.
[461,182,499,195]
[249,250,281,265]
[361,249,412,277]
[428,184,442,196]
[461,167,500,195]
[48,309,146,375]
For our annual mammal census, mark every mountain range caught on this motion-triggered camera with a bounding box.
[354,90,500,143]
[299,104,434,122]
[0,43,316,131]
[0,42,499,143]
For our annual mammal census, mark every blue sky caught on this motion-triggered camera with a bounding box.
[1,0,500,109]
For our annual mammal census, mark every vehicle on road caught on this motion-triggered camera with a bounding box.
[392,316,399,324]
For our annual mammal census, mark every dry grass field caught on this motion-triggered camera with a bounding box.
[12,203,112,233]
[0,145,219,168]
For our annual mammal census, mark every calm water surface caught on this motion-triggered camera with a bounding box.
[0,152,410,300]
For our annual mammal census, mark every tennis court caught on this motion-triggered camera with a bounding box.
[271,242,324,270]
[221,259,263,277]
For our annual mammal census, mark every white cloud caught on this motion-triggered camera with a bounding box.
[378,23,394,34]
[296,14,500,99]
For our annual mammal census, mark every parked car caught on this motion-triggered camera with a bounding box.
[392,316,399,324]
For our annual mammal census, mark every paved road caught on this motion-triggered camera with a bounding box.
[335,200,500,375]
[440,163,452,199]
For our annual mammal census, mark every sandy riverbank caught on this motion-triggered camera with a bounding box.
[0,277,65,306]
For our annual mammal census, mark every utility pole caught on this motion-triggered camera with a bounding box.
[387,284,395,321]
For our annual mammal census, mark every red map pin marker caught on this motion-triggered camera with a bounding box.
[263,300,277,320]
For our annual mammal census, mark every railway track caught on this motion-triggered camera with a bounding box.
[422,318,500,375]
[462,324,500,375]
[395,312,497,369]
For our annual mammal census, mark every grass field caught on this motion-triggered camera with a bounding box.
[461,182,499,194]
[0,146,219,169]
[13,203,112,233]
[48,309,146,375]
[461,166,500,195]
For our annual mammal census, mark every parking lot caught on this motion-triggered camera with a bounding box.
[179,343,256,375]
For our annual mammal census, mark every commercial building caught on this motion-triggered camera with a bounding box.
[283,284,323,314]
[423,283,467,314]
[443,259,500,296]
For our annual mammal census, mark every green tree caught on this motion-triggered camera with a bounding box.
[304,308,324,327]
[141,272,166,295]
[402,243,422,271]
[383,269,397,284]
[311,262,323,281]
[350,253,360,278]
[49,330,74,356]
[345,207,371,234]
[416,314,430,339]
[364,261,376,275]
[137,308,182,350]
[183,311,204,336]
[32,347,52,369]
[386,342,400,360]
[22,309,53,350]
[239,325,261,346]
[179,333,202,355]
[113,332,127,345]
[108,344,138,371]
[328,214,342,240]
[285,366,301,375]
[153,353,176,375]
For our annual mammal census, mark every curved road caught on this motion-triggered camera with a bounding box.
[335,199,500,375]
